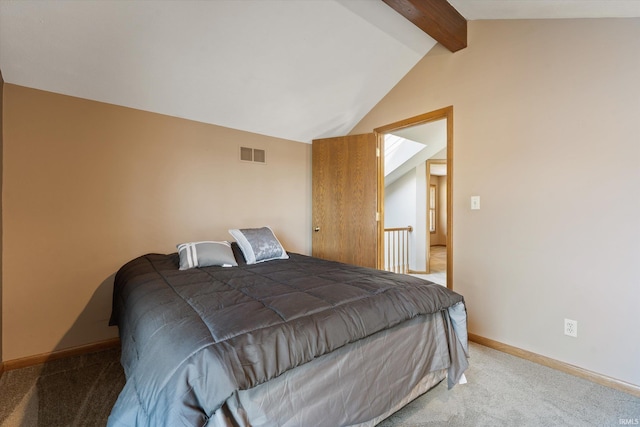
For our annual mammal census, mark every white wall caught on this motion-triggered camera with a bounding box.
[384,169,418,270]
[414,162,427,271]
[384,163,429,272]
[353,19,640,387]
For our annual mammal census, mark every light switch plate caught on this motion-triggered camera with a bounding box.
[471,196,480,210]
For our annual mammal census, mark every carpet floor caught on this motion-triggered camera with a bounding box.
[379,343,640,427]
[0,342,638,426]
[0,348,124,427]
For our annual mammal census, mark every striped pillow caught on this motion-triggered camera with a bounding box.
[176,241,238,270]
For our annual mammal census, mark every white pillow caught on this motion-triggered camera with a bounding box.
[228,226,289,265]
[176,241,238,270]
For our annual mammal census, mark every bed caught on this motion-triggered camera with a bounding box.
[108,229,468,426]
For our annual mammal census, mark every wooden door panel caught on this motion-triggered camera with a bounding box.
[312,134,378,268]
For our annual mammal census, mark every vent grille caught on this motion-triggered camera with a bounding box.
[253,149,266,163]
[240,147,253,162]
[240,147,266,164]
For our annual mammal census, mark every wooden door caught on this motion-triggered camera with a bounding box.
[312,133,380,268]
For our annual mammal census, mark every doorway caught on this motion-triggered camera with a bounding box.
[375,107,453,290]
[424,159,447,284]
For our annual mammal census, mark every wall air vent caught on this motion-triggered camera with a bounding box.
[240,147,267,164]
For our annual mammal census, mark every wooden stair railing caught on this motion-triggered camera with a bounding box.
[384,226,413,274]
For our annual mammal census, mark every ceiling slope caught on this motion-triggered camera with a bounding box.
[2,1,639,144]
[0,0,437,143]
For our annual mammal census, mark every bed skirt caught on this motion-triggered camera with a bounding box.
[210,310,455,426]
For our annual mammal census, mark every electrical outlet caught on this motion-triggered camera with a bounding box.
[564,319,578,337]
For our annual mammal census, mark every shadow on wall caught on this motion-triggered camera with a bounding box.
[0,274,124,426]
[55,274,120,352]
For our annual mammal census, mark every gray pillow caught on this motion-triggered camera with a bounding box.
[228,226,289,265]
[176,241,238,270]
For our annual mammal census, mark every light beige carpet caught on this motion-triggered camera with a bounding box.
[379,342,640,427]
[1,343,638,426]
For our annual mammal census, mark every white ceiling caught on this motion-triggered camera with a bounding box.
[449,0,640,20]
[2,0,640,144]
[0,0,436,143]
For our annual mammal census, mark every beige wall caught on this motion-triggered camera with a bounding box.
[352,19,640,387]
[2,85,312,361]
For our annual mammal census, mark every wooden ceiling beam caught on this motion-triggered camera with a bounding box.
[383,0,467,52]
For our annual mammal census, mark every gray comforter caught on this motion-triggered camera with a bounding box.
[108,252,467,426]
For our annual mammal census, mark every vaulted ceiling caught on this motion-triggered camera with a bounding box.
[1,1,639,143]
